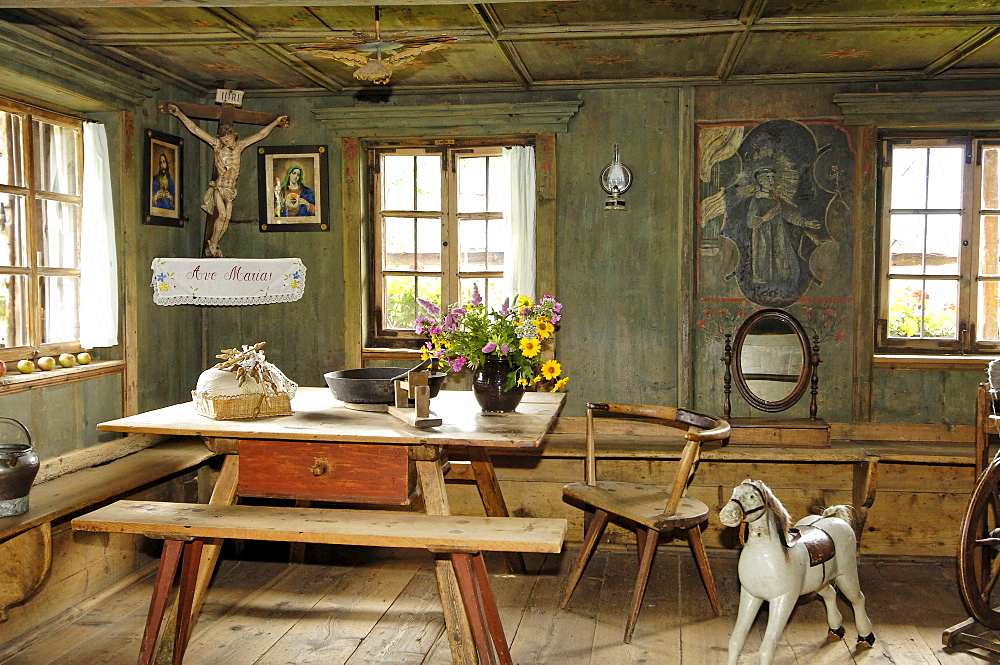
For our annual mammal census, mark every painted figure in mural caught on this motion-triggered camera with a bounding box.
[151,152,175,210]
[701,119,847,308]
[274,165,316,217]
[166,103,289,257]
[746,166,821,286]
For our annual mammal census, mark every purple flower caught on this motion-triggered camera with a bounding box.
[444,314,456,329]
[521,306,532,316]
[482,341,497,353]
[449,356,468,373]
[451,307,465,316]
[551,313,561,323]
[429,326,442,335]
[553,302,562,312]
[499,298,510,315]
[500,343,510,355]
[470,283,482,307]
[417,298,440,316]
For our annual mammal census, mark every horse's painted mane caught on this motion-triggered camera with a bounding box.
[749,479,794,545]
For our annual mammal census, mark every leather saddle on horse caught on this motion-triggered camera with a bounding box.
[787,524,835,566]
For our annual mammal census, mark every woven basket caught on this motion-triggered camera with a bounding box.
[192,390,293,420]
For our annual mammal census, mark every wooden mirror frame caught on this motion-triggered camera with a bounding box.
[722,309,819,419]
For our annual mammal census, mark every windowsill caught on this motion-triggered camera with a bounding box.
[874,354,998,371]
[0,360,125,395]
[362,348,423,362]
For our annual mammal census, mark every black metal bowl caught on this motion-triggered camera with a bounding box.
[324,367,447,404]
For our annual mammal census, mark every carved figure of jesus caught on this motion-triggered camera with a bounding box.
[166,103,289,257]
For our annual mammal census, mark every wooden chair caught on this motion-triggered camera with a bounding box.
[560,402,730,642]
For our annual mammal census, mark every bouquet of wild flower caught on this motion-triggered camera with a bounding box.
[416,284,568,392]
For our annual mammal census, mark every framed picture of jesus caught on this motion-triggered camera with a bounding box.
[143,129,185,227]
[258,145,330,233]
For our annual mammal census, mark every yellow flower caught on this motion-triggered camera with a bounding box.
[516,295,533,309]
[520,337,541,358]
[531,375,542,385]
[552,377,569,392]
[535,319,555,339]
[290,280,299,288]
[159,283,169,291]
[540,360,561,380]
[420,347,430,361]
[517,377,528,387]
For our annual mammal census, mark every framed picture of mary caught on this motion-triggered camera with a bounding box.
[258,145,329,233]
[143,129,185,227]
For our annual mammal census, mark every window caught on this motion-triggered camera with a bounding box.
[0,100,83,362]
[878,136,1000,354]
[369,142,531,346]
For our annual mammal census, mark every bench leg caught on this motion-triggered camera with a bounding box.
[451,552,513,665]
[173,539,204,665]
[139,540,184,665]
[471,552,513,665]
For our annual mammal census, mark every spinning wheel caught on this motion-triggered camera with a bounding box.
[958,456,1000,629]
[945,383,1000,652]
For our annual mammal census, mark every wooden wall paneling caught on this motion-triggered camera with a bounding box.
[535,132,557,300]
[677,87,695,407]
[853,125,877,422]
[556,88,682,414]
[341,136,364,371]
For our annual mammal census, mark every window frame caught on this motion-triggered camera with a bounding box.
[366,137,533,349]
[877,133,1000,355]
[0,97,84,364]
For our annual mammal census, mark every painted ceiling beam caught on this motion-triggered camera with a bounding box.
[716,0,767,83]
[203,7,344,93]
[0,0,542,6]
[756,15,1000,30]
[469,3,530,89]
[924,27,1000,77]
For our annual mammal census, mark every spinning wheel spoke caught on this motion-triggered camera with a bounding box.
[959,461,1000,628]
[981,550,1000,602]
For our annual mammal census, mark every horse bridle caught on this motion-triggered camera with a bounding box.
[727,481,767,520]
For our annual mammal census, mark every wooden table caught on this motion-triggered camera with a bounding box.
[98,388,565,665]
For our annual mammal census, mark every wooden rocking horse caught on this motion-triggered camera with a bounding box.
[719,479,875,665]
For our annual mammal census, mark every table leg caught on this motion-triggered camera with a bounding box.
[153,454,240,665]
[416,458,478,665]
[466,448,525,574]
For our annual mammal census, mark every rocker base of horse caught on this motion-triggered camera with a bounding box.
[720,479,876,665]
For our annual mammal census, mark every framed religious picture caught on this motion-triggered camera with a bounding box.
[143,129,185,227]
[258,145,330,232]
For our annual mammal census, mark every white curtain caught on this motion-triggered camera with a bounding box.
[79,122,119,349]
[507,145,535,301]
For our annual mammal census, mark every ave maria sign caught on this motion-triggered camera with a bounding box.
[151,258,306,306]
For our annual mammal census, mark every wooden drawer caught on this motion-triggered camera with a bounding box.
[238,440,417,505]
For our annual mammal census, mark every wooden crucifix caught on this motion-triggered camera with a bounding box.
[159,82,289,258]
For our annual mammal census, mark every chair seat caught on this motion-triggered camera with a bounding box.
[563,481,709,530]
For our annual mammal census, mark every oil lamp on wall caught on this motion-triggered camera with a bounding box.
[600,143,632,211]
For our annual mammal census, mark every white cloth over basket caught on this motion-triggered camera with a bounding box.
[151,258,306,306]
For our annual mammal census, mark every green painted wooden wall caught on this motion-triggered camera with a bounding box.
[0,24,991,461]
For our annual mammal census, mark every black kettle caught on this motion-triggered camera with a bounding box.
[0,418,38,517]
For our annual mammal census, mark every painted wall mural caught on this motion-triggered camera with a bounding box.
[697,119,855,308]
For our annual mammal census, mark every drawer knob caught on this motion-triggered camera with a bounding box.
[311,461,329,477]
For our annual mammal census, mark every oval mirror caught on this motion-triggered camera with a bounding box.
[732,309,811,413]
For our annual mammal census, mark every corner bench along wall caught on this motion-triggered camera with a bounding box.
[0,436,216,643]
[446,417,985,557]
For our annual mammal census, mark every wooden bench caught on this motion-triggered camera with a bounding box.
[72,500,567,665]
[0,436,216,622]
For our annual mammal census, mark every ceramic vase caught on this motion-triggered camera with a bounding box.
[472,355,525,413]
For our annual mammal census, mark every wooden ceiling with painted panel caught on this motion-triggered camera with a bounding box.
[1,0,998,96]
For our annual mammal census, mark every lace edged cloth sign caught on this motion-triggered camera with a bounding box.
[151,258,306,306]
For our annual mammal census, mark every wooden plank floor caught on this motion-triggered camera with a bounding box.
[2,546,998,664]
